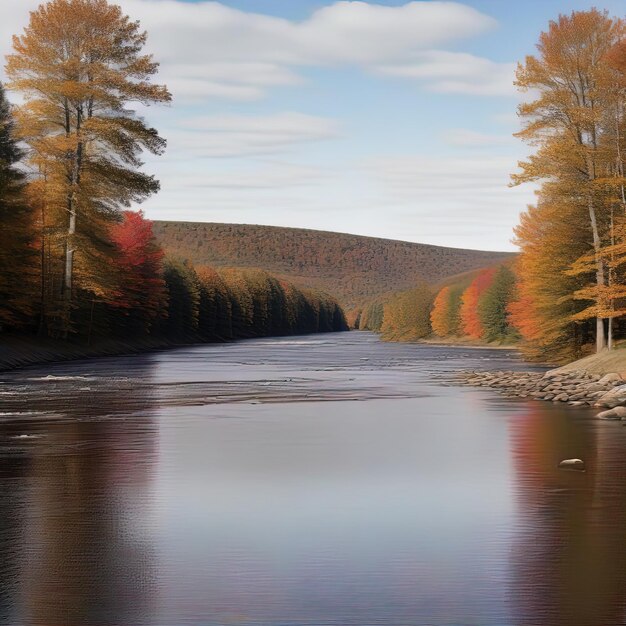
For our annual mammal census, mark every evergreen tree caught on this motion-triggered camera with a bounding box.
[478,266,518,342]
[162,258,200,338]
[0,83,35,330]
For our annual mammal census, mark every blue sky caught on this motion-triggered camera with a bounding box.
[2,0,625,251]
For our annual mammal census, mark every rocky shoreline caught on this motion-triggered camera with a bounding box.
[458,369,626,419]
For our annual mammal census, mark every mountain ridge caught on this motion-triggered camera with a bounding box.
[152,221,515,309]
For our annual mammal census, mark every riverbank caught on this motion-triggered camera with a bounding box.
[378,331,517,350]
[416,336,516,350]
[0,329,354,373]
[0,334,199,372]
[458,368,626,420]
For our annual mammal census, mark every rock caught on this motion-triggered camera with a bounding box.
[598,373,623,385]
[558,458,585,470]
[585,383,608,393]
[596,407,626,420]
[594,384,626,408]
[553,393,569,402]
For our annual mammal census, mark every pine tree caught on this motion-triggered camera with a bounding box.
[478,266,517,343]
[0,83,36,330]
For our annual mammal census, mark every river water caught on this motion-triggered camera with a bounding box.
[1,332,626,626]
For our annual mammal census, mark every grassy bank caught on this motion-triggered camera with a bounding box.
[549,344,626,377]
[415,336,517,350]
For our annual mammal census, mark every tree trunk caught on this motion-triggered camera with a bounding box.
[61,200,76,338]
[64,210,75,297]
[585,128,607,356]
[588,197,606,352]
[37,201,47,337]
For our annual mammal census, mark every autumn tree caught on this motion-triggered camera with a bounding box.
[109,210,166,335]
[0,83,36,330]
[6,0,171,337]
[380,284,433,341]
[430,285,463,337]
[510,193,612,361]
[431,287,451,338]
[513,9,626,352]
[460,268,496,339]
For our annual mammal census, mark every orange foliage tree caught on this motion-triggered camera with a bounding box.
[513,9,626,353]
[460,269,496,339]
[509,198,591,362]
[430,287,451,337]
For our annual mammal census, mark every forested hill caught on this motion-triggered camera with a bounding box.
[152,222,514,308]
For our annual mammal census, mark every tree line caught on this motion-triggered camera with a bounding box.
[356,265,517,344]
[0,0,346,344]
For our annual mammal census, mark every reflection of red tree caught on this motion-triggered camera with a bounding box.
[509,403,626,625]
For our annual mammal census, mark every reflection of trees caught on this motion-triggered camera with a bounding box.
[0,453,29,625]
[509,404,626,626]
[1,357,159,626]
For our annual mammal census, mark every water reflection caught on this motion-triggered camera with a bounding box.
[510,403,626,625]
[0,454,27,624]
[2,335,626,625]
[0,358,159,626]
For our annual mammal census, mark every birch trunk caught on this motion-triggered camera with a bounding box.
[587,195,606,352]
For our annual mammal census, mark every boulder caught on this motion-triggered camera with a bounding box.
[598,373,623,386]
[558,458,585,470]
[585,383,608,393]
[596,407,626,420]
[594,384,626,408]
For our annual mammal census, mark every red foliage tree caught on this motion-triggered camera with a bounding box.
[110,210,166,333]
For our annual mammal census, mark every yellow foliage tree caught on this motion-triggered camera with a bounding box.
[513,9,626,353]
[6,0,171,336]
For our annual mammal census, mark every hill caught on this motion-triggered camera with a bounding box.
[152,221,514,309]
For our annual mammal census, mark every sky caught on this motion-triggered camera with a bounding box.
[1,1,625,251]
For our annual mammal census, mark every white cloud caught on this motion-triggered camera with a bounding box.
[167,112,340,158]
[159,163,332,191]
[375,51,516,96]
[0,1,528,250]
[442,129,513,148]
[0,1,505,101]
[359,154,535,248]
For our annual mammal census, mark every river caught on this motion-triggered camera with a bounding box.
[1,332,626,626]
